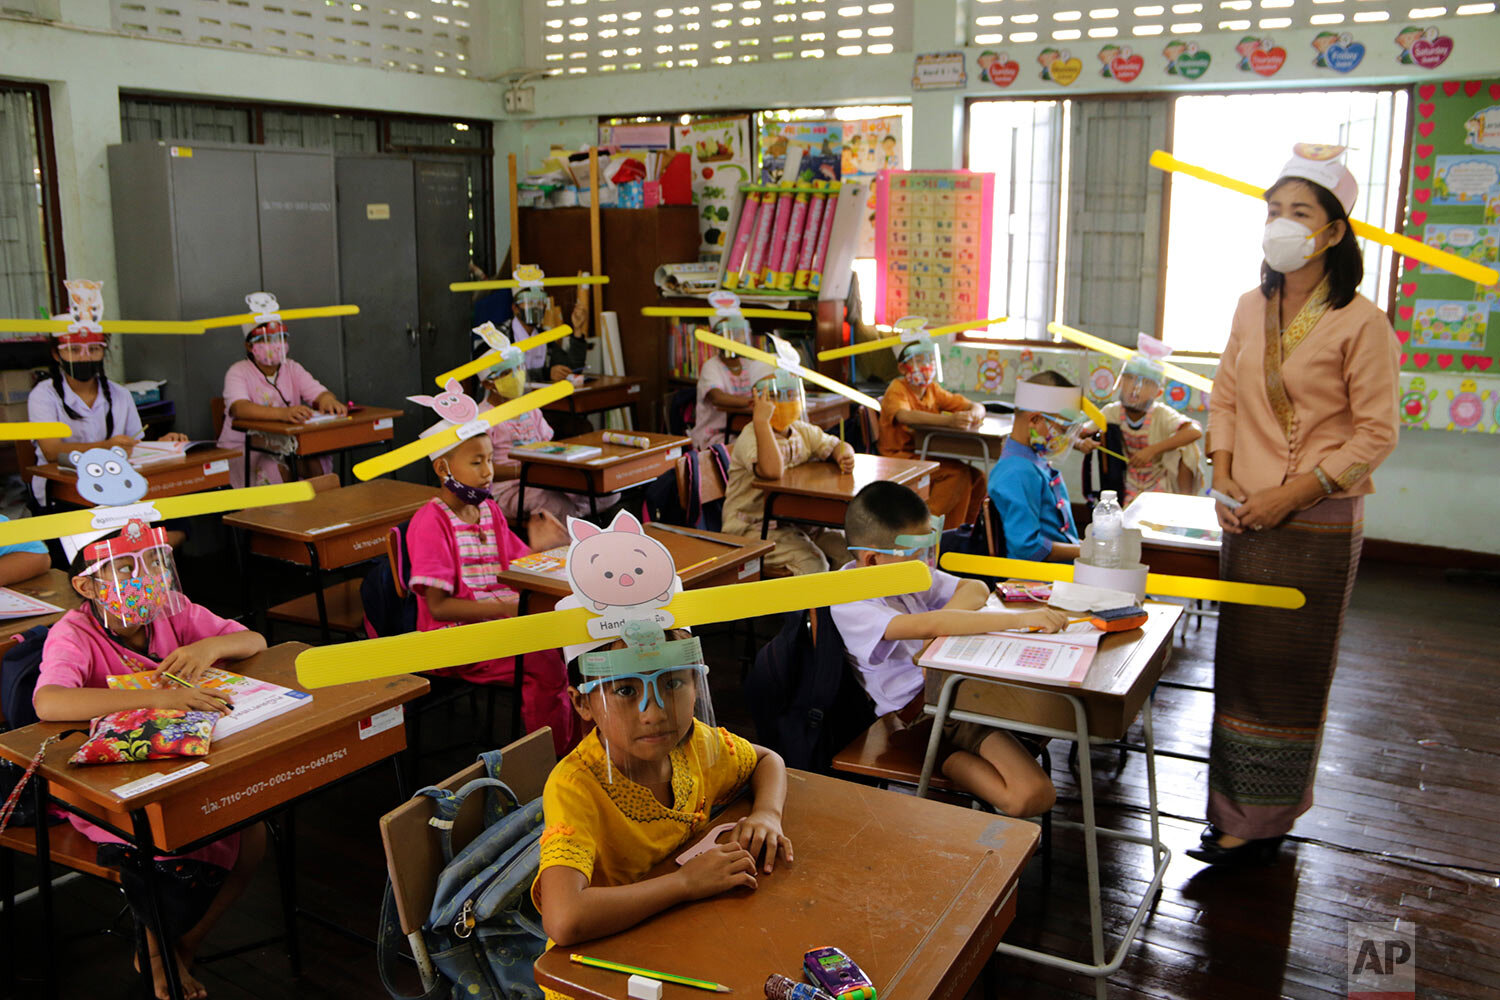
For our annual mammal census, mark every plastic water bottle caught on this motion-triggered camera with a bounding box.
[1092,490,1124,569]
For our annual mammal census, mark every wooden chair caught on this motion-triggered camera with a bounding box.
[673,447,727,523]
[379,727,556,994]
[265,473,361,639]
[210,396,226,438]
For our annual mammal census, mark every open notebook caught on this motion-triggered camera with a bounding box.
[107,666,312,739]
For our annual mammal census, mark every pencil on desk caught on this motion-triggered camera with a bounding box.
[569,954,731,993]
[675,556,717,575]
[160,670,197,689]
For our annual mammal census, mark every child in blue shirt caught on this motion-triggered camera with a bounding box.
[0,515,49,584]
[987,371,1085,562]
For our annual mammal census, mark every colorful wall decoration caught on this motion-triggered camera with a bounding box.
[673,116,752,259]
[873,171,994,327]
[1396,77,1500,382]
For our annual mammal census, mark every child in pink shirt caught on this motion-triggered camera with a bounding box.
[474,354,590,530]
[33,524,269,1000]
[216,313,347,488]
[406,428,578,755]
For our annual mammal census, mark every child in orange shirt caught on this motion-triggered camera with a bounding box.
[877,339,986,526]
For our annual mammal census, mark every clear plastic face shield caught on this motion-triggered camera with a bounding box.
[247,321,289,367]
[479,345,527,400]
[516,288,549,329]
[848,514,944,569]
[77,522,188,631]
[1014,380,1100,463]
[1115,357,1165,413]
[712,315,754,353]
[896,339,942,394]
[55,330,108,381]
[575,623,717,784]
[754,369,806,432]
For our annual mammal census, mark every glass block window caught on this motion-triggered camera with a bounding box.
[966,0,1492,45]
[525,0,914,77]
[109,0,479,76]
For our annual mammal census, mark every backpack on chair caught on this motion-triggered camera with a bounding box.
[378,749,547,1000]
[1080,424,1127,503]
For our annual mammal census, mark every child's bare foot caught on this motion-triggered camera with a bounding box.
[136,948,207,1000]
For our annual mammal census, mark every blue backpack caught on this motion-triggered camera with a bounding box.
[379,749,547,1000]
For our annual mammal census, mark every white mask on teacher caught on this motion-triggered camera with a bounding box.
[1262,217,1332,274]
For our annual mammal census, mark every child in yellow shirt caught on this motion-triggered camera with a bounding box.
[532,626,791,946]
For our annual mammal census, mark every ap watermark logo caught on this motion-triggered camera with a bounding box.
[1348,922,1415,999]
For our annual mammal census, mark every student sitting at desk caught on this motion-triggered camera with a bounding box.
[1076,335,1204,504]
[533,626,790,947]
[0,514,50,584]
[32,522,268,1000]
[830,481,1065,817]
[518,276,591,384]
[723,371,856,576]
[476,346,591,531]
[987,371,1085,563]
[877,339,987,526]
[27,322,188,506]
[407,427,577,756]
[216,308,347,488]
[690,316,770,451]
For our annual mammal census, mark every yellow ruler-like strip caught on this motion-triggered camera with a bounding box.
[1048,321,1216,395]
[1149,150,1499,287]
[694,328,881,412]
[353,380,574,481]
[0,481,316,548]
[295,560,931,688]
[0,422,72,441]
[434,325,573,387]
[197,305,360,329]
[939,551,1305,609]
[450,276,611,292]
[641,306,814,322]
[1,319,207,335]
[818,317,1006,361]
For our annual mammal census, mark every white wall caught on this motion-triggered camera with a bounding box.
[6,0,1498,553]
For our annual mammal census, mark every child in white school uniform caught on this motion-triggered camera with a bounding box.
[27,279,188,506]
[829,480,1065,817]
[215,293,347,488]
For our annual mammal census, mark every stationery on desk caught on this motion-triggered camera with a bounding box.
[0,588,63,621]
[106,666,313,739]
[512,441,604,462]
[508,544,569,580]
[125,440,221,467]
[919,622,1101,686]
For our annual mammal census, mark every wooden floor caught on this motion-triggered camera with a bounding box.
[3,559,1496,999]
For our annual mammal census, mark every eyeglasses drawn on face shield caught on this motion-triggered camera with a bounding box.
[578,665,710,713]
[59,342,106,362]
[82,546,173,582]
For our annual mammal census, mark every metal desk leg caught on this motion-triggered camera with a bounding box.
[915,672,960,798]
[512,593,529,739]
[1,832,13,992]
[760,494,774,540]
[305,542,330,645]
[32,774,55,997]
[130,810,187,1000]
[275,809,302,975]
[243,446,252,491]
[515,466,527,522]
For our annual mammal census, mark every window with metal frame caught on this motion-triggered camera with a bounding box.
[0,82,65,326]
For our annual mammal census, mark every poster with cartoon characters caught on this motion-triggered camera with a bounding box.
[842,116,904,259]
[673,116,752,259]
[1396,77,1500,396]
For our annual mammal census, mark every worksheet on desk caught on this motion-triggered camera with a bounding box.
[0,588,62,620]
[920,631,1094,686]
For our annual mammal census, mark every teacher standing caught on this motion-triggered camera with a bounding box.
[1187,145,1400,866]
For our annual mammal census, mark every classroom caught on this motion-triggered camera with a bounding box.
[0,2,1495,999]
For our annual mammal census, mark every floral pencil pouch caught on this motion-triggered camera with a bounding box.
[68,709,218,765]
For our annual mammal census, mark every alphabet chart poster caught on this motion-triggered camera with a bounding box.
[873,170,995,326]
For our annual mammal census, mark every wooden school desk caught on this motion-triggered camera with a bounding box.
[223,480,435,641]
[1123,491,1221,580]
[231,404,402,484]
[512,429,689,518]
[918,601,1183,1000]
[1,570,83,636]
[533,769,1038,1000]
[541,374,646,427]
[724,392,853,435]
[27,447,241,507]
[752,453,938,540]
[0,642,428,1000]
[910,413,1013,474]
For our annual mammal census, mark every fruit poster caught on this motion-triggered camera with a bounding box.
[873,171,995,327]
[1396,78,1500,395]
[674,116,752,259]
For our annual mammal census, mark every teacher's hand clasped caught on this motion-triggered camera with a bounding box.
[1188,144,1400,867]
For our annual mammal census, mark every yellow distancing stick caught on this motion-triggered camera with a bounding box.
[0,422,72,441]
[939,551,1305,609]
[433,324,574,387]
[818,317,1008,361]
[450,275,611,292]
[197,305,360,329]
[1,319,207,335]
[694,328,882,412]
[641,306,814,321]
[1048,321,1216,395]
[352,380,574,481]
[295,560,932,688]
[1149,150,1499,287]
[0,481,317,548]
